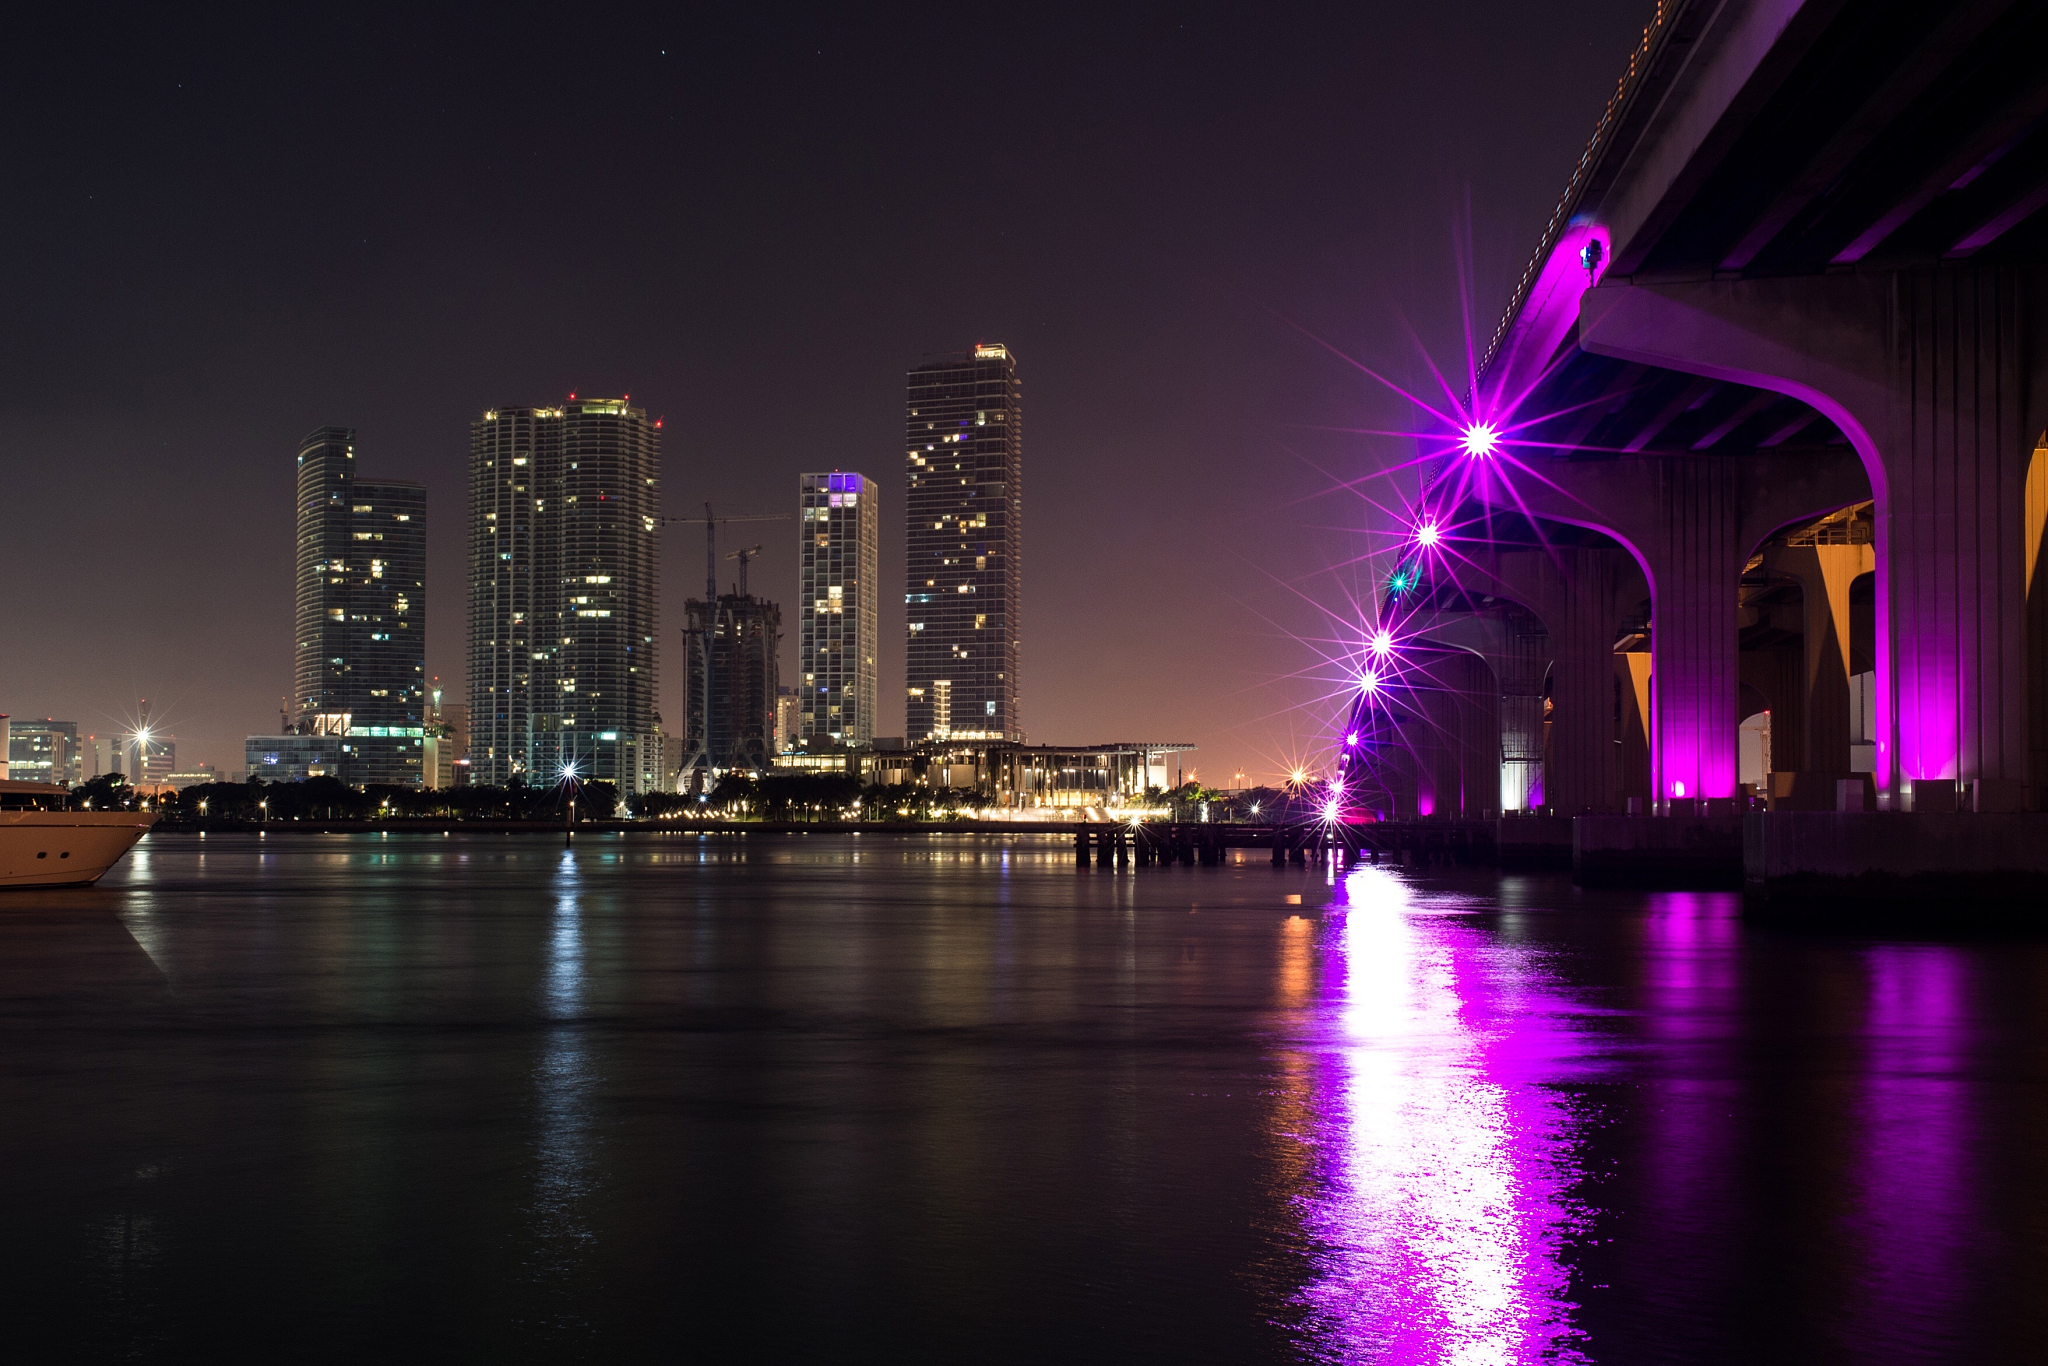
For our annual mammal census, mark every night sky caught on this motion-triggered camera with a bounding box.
[0,3,1650,783]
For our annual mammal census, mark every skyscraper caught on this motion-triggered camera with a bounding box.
[468,397,661,794]
[798,471,878,747]
[904,345,1022,742]
[294,427,427,786]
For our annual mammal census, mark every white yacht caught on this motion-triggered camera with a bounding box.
[0,781,157,888]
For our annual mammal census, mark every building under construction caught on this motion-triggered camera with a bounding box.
[681,593,781,784]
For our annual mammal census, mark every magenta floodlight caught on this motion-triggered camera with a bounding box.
[1360,669,1381,695]
[1344,731,1359,746]
[1415,520,1442,548]
[1370,628,1394,658]
[1460,422,1500,458]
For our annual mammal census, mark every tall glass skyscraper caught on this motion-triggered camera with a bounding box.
[798,471,878,747]
[468,398,662,794]
[294,426,427,786]
[905,345,1022,742]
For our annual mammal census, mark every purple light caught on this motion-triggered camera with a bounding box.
[1370,629,1394,658]
[1360,670,1381,695]
[1460,422,1500,458]
[1415,520,1441,547]
[1344,731,1359,746]
[1285,869,1602,1358]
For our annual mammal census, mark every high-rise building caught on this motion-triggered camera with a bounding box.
[468,398,661,794]
[423,681,470,790]
[905,345,1022,742]
[798,471,879,747]
[8,720,82,787]
[294,426,428,786]
[775,685,799,754]
[682,593,781,778]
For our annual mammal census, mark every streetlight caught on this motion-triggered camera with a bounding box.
[559,762,580,844]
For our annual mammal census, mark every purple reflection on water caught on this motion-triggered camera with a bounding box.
[1845,946,1976,1356]
[1278,867,1608,1363]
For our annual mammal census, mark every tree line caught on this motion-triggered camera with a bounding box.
[74,772,1317,826]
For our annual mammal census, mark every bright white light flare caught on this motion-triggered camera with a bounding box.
[1461,422,1500,458]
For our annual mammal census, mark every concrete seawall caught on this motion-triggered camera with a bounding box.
[1743,812,2048,912]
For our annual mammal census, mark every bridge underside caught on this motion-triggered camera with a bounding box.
[1337,0,2048,897]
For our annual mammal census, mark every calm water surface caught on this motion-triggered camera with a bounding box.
[2,831,2043,1363]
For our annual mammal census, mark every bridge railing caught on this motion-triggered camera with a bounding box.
[1477,0,1685,380]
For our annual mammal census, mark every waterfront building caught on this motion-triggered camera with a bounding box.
[294,426,428,786]
[798,471,878,747]
[683,593,781,779]
[244,734,346,783]
[905,345,1022,742]
[164,766,222,791]
[863,740,1192,810]
[468,398,661,795]
[8,719,82,787]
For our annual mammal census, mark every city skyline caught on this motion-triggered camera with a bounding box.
[0,4,1654,783]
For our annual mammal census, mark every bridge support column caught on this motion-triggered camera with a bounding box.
[1645,459,1746,802]
[1581,270,2038,808]
[1497,606,1549,810]
[1550,547,1634,813]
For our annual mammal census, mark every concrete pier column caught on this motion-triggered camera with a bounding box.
[1550,547,1630,813]
[1497,606,1549,811]
[1643,459,1746,802]
[1404,620,1507,818]
[1580,270,2037,807]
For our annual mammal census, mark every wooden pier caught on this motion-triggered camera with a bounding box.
[1069,821,1498,868]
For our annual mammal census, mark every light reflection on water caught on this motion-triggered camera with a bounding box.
[13,833,2048,1361]
[530,848,599,1288]
[1282,866,1605,1364]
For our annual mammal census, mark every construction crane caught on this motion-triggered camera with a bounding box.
[725,544,764,598]
[659,503,790,603]
[660,504,790,787]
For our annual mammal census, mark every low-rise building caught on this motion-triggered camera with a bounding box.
[245,734,346,783]
[864,741,1192,812]
[7,719,83,787]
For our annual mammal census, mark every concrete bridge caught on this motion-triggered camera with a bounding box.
[1341,0,2048,905]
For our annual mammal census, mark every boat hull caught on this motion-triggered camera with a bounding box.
[0,812,157,888]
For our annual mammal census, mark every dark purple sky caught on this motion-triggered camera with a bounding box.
[0,3,1649,783]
